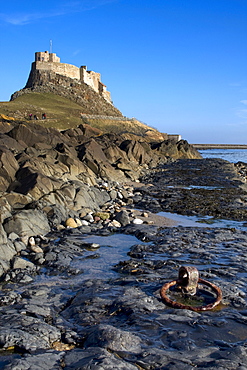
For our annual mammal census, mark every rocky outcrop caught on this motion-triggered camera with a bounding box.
[151,139,202,159]
[0,119,201,279]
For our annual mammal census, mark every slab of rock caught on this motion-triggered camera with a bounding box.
[84,324,142,353]
[3,209,50,239]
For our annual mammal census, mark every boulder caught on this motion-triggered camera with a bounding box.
[0,196,12,222]
[119,139,153,165]
[8,122,66,147]
[84,324,142,353]
[3,209,50,239]
[152,139,202,159]
[0,133,25,153]
[42,204,68,227]
[4,192,33,209]
[0,146,19,191]
[8,123,42,147]
[79,123,102,138]
[13,166,62,199]
[0,224,16,274]
[12,257,36,270]
[114,210,130,226]
[88,187,110,207]
[73,184,99,211]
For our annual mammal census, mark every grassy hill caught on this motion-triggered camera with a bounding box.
[0,92,165,141]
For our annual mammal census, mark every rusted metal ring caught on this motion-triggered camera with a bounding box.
[160,277,222,312]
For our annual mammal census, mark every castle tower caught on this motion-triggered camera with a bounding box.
[35,51,60,63]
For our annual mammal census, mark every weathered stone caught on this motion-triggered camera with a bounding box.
[64,348,138,370]
[0,313,61,351]
[152,139,202,159]
[3,351,64,370]
[0,196,12,222]
[0,224,16,262]
[12,257,36,270]
[3,209,50,238]
[0,146,19,191]
[73,184,98,211]
[114,210,130,226]
[4,192,33,209]
[84,324,142,353]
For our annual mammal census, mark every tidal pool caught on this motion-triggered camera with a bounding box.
[71,233,142,280]
[158,211,247,230]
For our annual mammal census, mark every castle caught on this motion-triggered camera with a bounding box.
[31,51,111,103]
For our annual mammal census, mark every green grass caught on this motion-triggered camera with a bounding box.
[0,93,83,130]
[0,92,163,139]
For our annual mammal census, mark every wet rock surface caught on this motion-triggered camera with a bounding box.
[139,158,247,220]
[1,158,247,369]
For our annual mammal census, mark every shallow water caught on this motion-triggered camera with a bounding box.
[71,233,142,280]
[34,234,142,286]
[199,148,247,163]
[158,211,247,230]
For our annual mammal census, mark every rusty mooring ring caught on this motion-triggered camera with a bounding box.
[160,266,222,312]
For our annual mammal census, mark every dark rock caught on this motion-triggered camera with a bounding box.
[114,210,130,226]
[84,324,143,353]
[3,350,64,370]
[64,347,138,369]
[152,139,202,159]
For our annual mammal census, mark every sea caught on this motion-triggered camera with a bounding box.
[198,148,247,163]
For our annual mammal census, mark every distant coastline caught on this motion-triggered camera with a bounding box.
[193,144,247,150]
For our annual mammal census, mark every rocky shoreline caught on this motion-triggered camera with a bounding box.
[1,119,247,368]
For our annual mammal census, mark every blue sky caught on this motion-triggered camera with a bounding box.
[0,0,246,144]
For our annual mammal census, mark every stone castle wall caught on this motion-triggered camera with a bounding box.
[34,61,81,80]
[31,52,111,103]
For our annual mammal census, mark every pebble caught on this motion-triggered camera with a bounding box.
[75,218,82,226]
[65,218,78,228]
[109,220,122,227]
[132,218,144,224]
[83,213,94,223]
[30,245,43,253]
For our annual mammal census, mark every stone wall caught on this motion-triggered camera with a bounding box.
[80,67,100,92]
[34,61,80,80]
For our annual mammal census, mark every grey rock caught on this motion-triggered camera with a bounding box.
[64,347,138,370]
[3,209,50,238]
[114,210,130,226]
[0,224,16,261]
[84,324,142,353]
[12,257,36,270]
[0,313,61,351]
[4,350,64,370]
